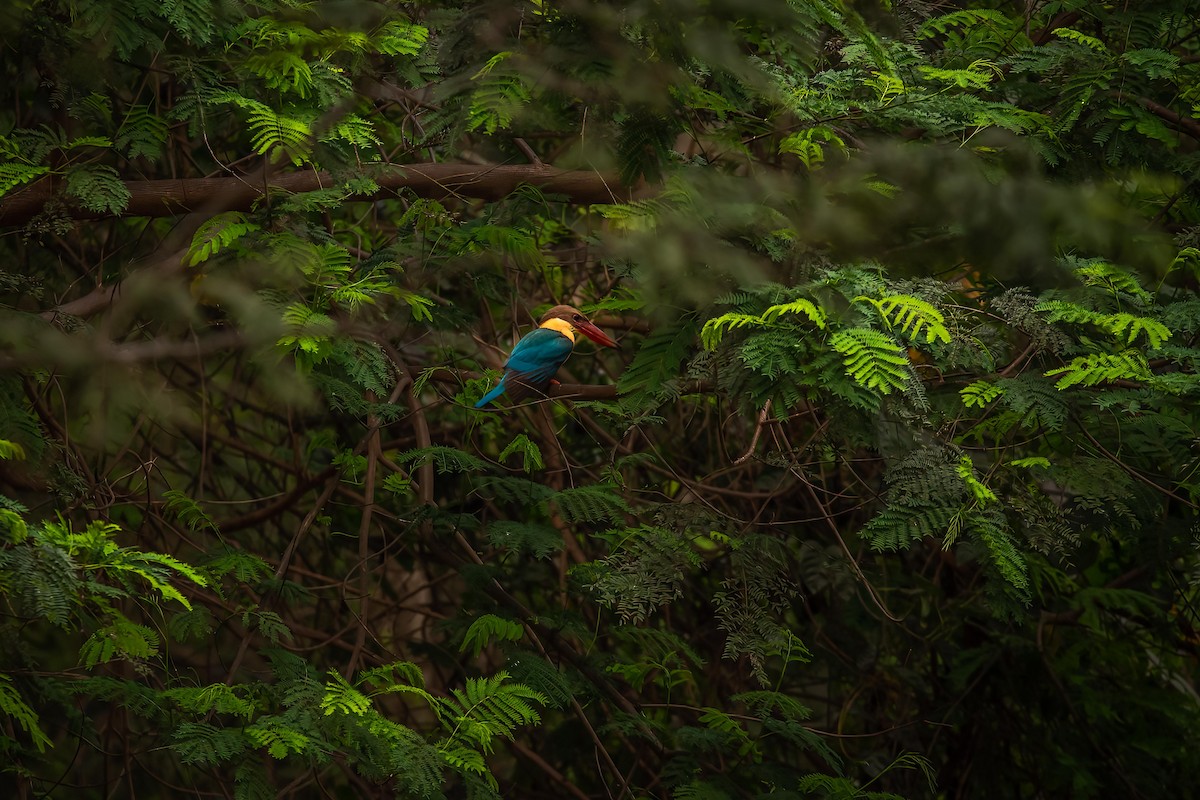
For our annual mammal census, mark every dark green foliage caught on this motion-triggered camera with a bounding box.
[4,0,1200,797]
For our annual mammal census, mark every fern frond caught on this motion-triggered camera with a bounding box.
[115,105,169,159]
[398,446,488,475]
[960,380,1004,408]
[1072,260,1151,302]
[591,526,700,622]
[1101,313,1171,349]
[862,504,958,550]
[466,53,532,134]
[859,294,951,344]
[968,510,1030,603]
[172,721,249,766]
[550,484,630,524]
[64,164,131,214]
[486,521,562,558]
[163,684,255,719]
[460,614,524,657]
[0,162,48,197]
[183,214,256,267]
[498,434,543,473]
[321,670,372,716]
[830,328,911,394]
[375,19,430,56]
[245,720,311,758]
[702,297,825,349]
[0,675,51,752]
[80,615,160,667]
[1044,350,1151,389]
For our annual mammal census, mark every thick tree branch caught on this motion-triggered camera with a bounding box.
[0,162,632,227]
[1111,91,1200,142]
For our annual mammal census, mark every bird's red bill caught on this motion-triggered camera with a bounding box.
[576,320,618,348]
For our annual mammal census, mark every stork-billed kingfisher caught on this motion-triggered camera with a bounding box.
[475,305,618,408]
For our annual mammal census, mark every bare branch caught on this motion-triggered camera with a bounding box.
[0,162,632,227]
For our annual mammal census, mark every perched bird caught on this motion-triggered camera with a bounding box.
[475,305,618,408]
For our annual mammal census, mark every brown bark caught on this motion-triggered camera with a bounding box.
[0,162,632,227]
[1111,92,1200,142]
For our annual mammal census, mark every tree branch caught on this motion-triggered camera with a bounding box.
[1111,91,1200,141]
[0,162,632,227]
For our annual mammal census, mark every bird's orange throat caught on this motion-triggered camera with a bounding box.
[539,317,576,342]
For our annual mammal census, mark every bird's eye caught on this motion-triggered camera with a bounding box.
[572,314,582,322]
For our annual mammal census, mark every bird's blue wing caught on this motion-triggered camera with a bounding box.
[505,328,574,386]
[475,328,574,408]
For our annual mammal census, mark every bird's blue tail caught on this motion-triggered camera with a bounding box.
[474,376,507,408]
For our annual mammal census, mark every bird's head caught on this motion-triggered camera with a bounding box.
[539,305,619,348]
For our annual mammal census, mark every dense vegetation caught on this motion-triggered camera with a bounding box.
[2,0,1200,797]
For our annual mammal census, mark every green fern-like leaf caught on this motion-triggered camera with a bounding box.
[0,675,51,752]
[398,446,489,475]
[1101,313,1171,349]
[591,526,700,622]
[1052,27,1108,53]
[702,297,825,350]
[438,672,547,753]
[960,380,1004,408]
[551,484,630,524]
[1044,350,1151,389]
[172,721,249,766]
[615,108,678,185]
[186,212,257,266]
[375,19,429,56]
[320,114,382,149]
[115,105,169,159]
[243,50,316,98]
[217,94,314,165]
[460,614,524,657]
[162,489,219,533]
[164,684,255,719]
[862,504,958,550]
[245,721,311,759]
[956,456,997,505]
[321,670,372,716]
[486,520,562,558]
[860,294,951,344]
[498,434,543,473]
[619,316,700,403]
[0,439,26,460]
[64,164,131,214]
[467,53,532,135]
[1036,299,1105,326]
[830,328,911,394]
[1073,260,1151,302]
[504,650,576,708]
[732,689,812,722]
[80,615,160,667]
[968,510,1030,603]
[997,373,1068,430]
[0,162,48,197]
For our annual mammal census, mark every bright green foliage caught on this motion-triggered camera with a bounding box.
[960,380,1004,408]
[830,328,912,395]
[701,297,826,350]
[1044,350,1152,389]
[859,294,952,344]
[437,672,546,755]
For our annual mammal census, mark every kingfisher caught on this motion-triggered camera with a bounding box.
[475,305,618,408]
